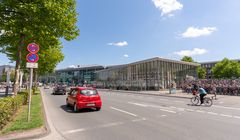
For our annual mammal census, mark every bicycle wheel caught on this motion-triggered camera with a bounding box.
[203,97,213,107]
[191,96,199,105]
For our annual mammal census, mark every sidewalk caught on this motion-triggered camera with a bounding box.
[99,89,228,100]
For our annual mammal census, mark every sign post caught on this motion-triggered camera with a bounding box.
[26,43,39,122]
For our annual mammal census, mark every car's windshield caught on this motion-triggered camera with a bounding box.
[80,90,97,96]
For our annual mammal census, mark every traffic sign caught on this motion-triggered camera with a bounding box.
[26,62,38,68]
[27,43,39,54]
[26,53,39,63]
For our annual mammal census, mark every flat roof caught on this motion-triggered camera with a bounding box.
[56,65,104,72]
[129,57,199,66]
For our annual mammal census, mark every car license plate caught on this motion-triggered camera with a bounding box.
[86,103,95,106]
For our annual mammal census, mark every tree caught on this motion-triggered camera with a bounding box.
[197,66,206,79]
[0,0,79,95]
[181,56,194,62]
[211,58,240,78]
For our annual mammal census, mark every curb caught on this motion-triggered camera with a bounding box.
[0,88,50,140]
[98,89,192,99]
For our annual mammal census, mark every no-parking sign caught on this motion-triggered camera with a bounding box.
[27,43,39,54]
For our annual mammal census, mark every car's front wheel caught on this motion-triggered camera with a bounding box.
[66,99,70,107]
[73,103,78,113]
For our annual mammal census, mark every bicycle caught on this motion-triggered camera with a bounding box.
[191,94,213,107]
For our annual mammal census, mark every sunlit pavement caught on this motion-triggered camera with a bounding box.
[41,88,240,140]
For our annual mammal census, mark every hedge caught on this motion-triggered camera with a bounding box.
[0,92,28,130]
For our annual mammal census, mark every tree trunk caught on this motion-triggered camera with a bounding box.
[13,33,25,95]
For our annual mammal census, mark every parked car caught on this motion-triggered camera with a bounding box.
[53,85,66,95]
[66,87,102,112]
[44,85,50,89]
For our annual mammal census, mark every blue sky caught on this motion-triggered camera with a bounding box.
[1,0,240,69]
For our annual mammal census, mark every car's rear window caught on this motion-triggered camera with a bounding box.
[80,90,97,96]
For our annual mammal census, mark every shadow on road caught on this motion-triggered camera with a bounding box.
[60,105,96,113]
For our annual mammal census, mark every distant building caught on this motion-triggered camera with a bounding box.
[40,65,104,85]
[200,59,240,79]
[95,57,199,90]
[0,65,15,82]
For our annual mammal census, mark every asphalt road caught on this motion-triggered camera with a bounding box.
[42,88,240,140]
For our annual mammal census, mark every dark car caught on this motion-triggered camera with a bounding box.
[53,85,66,95]
[66,87,102,112]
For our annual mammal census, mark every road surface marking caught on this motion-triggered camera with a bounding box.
[220,114,232,118]
[177,108,185,111]
[207,112,218,115]
[110,107,138,117]
[132,118,147,122]
[196,110,205,113]
[64,122,124,134]
[64,128,86,134]
[101,122,125,128]
[213,105,240,111]
[159,109,176,113]
[161,115,167,117]
[186,109,194,112]
[233,116,240,119]
[170,106,177,109]
[128,102,148,107]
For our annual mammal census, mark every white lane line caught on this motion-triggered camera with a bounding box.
[177,108,185,111]
[196,110,205,113]
[128,102,148,107]
[220,114,232,118]
[159,109,176,113]
[132,118,147,122]
[63,122,124,134]
[233,116,240,119]
[207,112,218,115]
[64,128,86,134]
[161,115,167,117]
[170,106,177,109]
[213,105,240,111]
[186,109,194,112]
[110,107,138,117]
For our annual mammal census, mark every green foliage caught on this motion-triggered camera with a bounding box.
[0,92,28,130]
[1,92,43,134]
[211,58,240,78]
[0,70,15,82]
[0,0,79,83]
[197,66,206,79]
[181,56,194,62]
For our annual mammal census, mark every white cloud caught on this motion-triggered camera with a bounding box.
[152,0,183,16]
[108,41,128,47]
[180,27,217,38]
[174,48,208,56]
[123,54,129,58]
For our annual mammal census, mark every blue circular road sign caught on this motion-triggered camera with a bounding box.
[26,53,39,63]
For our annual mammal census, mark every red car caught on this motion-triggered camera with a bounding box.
[66,87,102,112]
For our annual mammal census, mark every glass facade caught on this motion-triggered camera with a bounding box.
[95,57,199,90]
[40,66,104,85]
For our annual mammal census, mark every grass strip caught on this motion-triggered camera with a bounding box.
[1,89,44,134]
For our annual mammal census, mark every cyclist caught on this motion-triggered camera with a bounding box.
[198,86,207,104]
[191,83,198,95]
